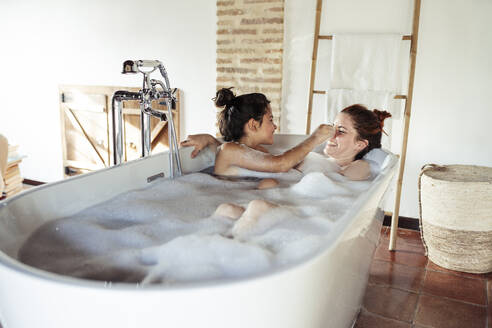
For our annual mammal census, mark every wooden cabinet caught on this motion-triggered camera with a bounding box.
[59,85,180,177]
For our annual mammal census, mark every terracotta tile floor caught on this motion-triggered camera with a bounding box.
[355,226,492,328]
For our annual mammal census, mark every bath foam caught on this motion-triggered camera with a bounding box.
[18,159,375,286]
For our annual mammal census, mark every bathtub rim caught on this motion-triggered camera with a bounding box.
[0,147,398,293]
[0,151,174,208]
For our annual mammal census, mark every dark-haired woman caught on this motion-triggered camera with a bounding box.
[182,88,334,180]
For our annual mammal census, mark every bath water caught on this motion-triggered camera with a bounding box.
[19,153,374,285]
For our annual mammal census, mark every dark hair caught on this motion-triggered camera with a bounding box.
[215,87,271,142]
[341,104,392,160]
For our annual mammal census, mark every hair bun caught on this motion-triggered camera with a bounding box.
[214,87,235,107]
[373,109,392,128]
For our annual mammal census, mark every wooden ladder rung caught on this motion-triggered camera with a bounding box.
[318,35,412,41]
[313,90,407,100]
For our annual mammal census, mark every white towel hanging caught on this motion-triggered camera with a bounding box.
[330,33,402,91]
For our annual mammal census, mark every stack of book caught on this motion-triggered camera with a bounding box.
[2,145,24,198]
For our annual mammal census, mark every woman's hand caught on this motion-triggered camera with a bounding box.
[311,124,335,144]
[180,134,221,158]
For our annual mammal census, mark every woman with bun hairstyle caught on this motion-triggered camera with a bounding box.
[182,88,334,180]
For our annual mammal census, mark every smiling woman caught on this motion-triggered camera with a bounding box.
[182,88,334,178]
[322,104,392,180]
[214,90,334,176]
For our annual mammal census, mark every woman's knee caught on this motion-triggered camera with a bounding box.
[214,203,245,219]
[246,199,278,213]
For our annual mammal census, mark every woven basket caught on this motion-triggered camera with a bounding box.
[419,164,492,274]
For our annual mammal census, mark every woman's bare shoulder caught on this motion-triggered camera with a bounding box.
[219,142,266,153]
[219,141,243,153]
[217,142,251,161]
[341,160,371,180]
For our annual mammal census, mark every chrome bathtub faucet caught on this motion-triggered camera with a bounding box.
[111,60,182,178]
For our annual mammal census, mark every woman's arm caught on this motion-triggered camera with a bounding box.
[339,160,371,180]
[214,124,334,175]
[180,134,222,158]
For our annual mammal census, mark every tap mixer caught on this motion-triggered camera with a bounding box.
[111,60,182,178]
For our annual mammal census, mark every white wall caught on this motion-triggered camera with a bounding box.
[283,0,492,218]
[402,0,492,217]
[0,0,217,182]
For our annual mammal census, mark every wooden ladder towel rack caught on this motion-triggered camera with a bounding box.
[306,0,422,251]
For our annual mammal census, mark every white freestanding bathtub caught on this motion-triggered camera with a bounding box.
[0,134,398,328]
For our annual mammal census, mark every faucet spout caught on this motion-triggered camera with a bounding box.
[111,60,182,179]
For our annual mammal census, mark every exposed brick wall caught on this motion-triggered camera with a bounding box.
[216,0,284,131]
